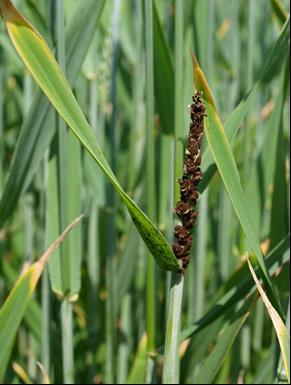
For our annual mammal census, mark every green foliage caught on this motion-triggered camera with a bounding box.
[0,0,289,383]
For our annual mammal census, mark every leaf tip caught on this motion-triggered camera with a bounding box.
[0,0,17,22]
[190,49,199,69]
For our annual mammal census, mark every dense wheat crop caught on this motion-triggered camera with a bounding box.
[0,0,290,384]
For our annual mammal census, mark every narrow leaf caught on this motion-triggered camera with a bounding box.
[199,17,290,191]
[247,258,290,383]
[270,0,288,27]
[191,53,281,313]
[1,262,42,340]
[0,0,179,271]
[0,215,84,381]
[191,51,216,110]
[153,0,174,135]
[0,0,106,228]
[37,362,51,384]
[193,296,256,384]
[181,235,290,341]
[12,362,32,385]
[127,334,147,384]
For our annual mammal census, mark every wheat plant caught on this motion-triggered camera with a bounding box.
[0,0,290,384]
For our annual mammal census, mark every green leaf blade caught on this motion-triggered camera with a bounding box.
[203,100,278,306]
[0,268,36,381]
[193,298,254,384]
[0,0,179,272]
[0,0,106,229]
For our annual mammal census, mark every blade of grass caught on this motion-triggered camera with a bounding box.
[217,189,232,282]
[260,16,290,85]
[22,69,37,381]
[181,234,290,341]
[51,1,79,383]
[0,0,179,272]
[60,300,74,384]
[241,0,255,190]
[127,334,147,384]
[117,294,131,384]
[269,0,288,27]
[51,0,82,299]
[276,299,290,383]
[153,0,174,136]
[181,317,224,383]
[0,215,84,382]
[1,262,42,341]
[192,295,256,384]
[46,141,62,296]
[145,1,157,378]
[253,300,265,351]
[199,16,290,192]
[127,0,144,194]
[239,1,256,370]
[191,52,284,318]
[41,267,50,378]
[247,258,290,383]
[269,52,290,249]
[116,223,139,311]
[163,0,184,382]
[253,342,277,383]
[194,191,208,319]
[0,65,3,194]
[105,1,120,381]
[12,362,32,385]
[0,0,106,229]
[23,0,47,38]
[0,33,24,70]
[163,273,184,384]
[84,32,101,381]
[193,0,214,322]
[37,362,51,385]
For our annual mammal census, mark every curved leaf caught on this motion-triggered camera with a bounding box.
[270,0,288,28]
[191,52,283,315]
[0,0,179,271]
[0,215,83,382]
[193,296,255,384]
[248,258,290,383]
[199,17,290,192]
[0,0,106,228]
[181,235,290,341]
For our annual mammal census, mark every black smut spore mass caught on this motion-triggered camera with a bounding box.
[173,91,206,274]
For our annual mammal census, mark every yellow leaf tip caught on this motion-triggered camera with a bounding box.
[190,50,199,68]
[0,0,17,21]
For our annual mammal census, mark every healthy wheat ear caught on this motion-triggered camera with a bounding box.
[172,91,206,273]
